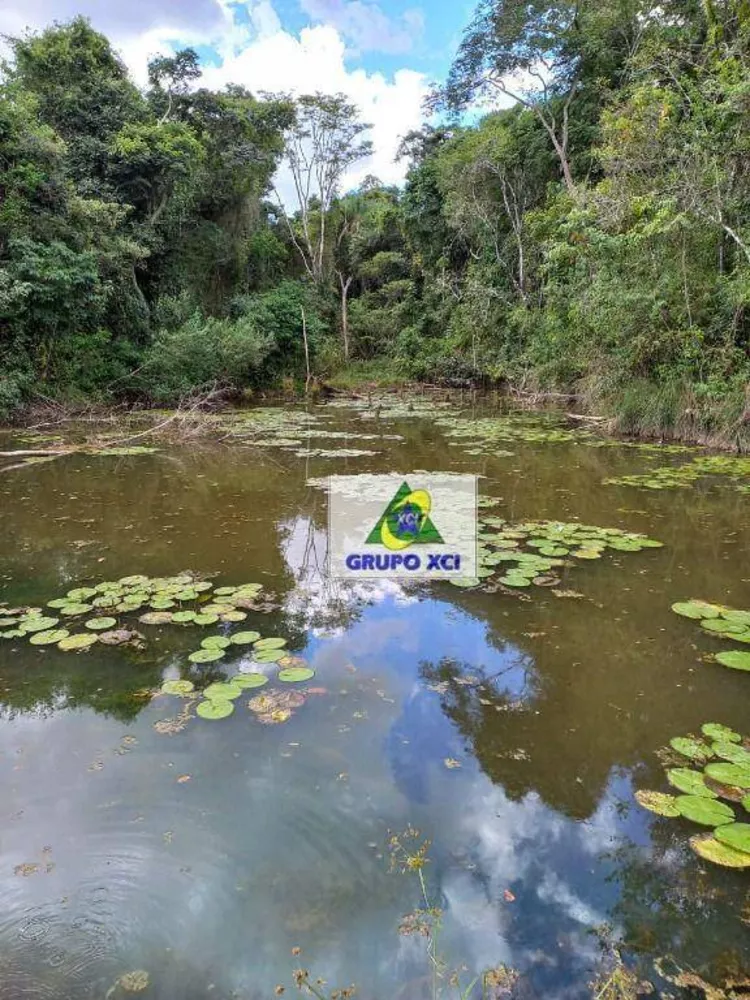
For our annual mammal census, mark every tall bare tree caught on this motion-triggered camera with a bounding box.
[273,93,373,287]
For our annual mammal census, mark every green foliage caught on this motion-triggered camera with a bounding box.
[139,313,274,404]
[1,7,749,436]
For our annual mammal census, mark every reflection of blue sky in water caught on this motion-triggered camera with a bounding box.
[0,514,665,998]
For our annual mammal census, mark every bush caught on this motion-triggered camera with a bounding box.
[138,312,274,404]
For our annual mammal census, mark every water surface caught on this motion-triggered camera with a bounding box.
[0,397,749,999]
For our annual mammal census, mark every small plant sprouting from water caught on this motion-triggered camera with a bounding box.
[388,827,521,1000]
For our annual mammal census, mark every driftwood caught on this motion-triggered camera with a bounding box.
[0,449,73,457]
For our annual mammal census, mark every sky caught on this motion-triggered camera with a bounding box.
[0,0,480,193]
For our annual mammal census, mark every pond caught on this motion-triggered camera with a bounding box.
[0,394,749,999]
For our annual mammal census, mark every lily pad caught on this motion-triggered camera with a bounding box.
[67,587,97,601]
[172,611,196,624]
[188,648,225,664]
[139,612,174,625]
[85,617,117,631]
[702,723,741,743]
[676,795,735,826]
[29,629,70,646]
[196,699,234,720]
[59,603,93,616]
[634,789,680,817]
[161,680,195,696]
[715,822,750,854]
[670,737,712,762]
[715,650,750,671]
[712,742,750,768]
[667,768,716,798]
[231,673,269,689]
[254,648,287,663]
[690,833,750,868]
[253,637,287,650]
[203,682,243,701]
[278,667,316,683]
[58,634,98,652]
[201,636,232,651]
[21,616,60,633]
[230,631,261,645]
[192,613,219,627]
[671,600,722,620]
[705,763,750,788]
[219,611,247,623]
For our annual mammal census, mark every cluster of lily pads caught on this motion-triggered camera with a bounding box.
[452,518,663,591]
[672,600,750,672]
[604,454,750,492]
[208,407,394,459]
[636,723,750,869]
[0,574,271,653]
[160,649,315,724]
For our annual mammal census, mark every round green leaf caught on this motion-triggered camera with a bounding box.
[58,634,98,652]
[29,629,70,646]
[634,789,680,817]
[193,613,219,627]
[219,611,247,623]
[119,575,149,587]
[676,795,735,826]
[230,631,261,645]
[85,617,117,631]
[278,667,315,683]
[59,603,93,617]
[230,673,268,689]
[253,637,287,650]
[667,768,716,798]
[690,833,750,868]
[21,616,60,633]
[254,648,287,663]
[67,587,97,600]
[671,600,722,620]
[161,679,195,695]
[172,611,196,624]
[705,763,750,788]
[712,742,750,768]
[715,650,750,672]
[201,636,232,651]
[197,699,234,720]
[203,682,243,701]
[702,723,741,743]
[188,648,225,664]
[670,737,712,763]
[715,823,750,854]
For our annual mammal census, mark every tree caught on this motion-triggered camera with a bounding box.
[274,93,373,286]
[438,0,639,193]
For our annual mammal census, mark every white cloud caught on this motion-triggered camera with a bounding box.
[0,0,428,199]
[199,8,428,199]
[299,0,425,54]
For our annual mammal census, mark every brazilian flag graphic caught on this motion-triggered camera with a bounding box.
[366,481,444,551]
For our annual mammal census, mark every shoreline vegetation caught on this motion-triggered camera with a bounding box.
[2,5,750,451]
[1,375,748,457]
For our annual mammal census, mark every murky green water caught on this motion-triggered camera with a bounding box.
[0,396,749,999]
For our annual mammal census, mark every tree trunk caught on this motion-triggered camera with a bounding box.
[340,274,353,362]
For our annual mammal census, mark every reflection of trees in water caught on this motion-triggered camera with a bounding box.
[604,821,750,991]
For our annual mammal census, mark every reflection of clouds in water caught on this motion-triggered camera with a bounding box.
[280,515,417,635]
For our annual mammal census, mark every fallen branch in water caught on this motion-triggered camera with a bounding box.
[0,449,74,457]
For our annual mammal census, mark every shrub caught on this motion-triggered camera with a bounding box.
[138,313,274,404]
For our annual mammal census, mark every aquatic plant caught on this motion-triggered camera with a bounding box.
[463,518,663,594]
[604,454,750,492]
[636,723,750,867]
[672,601,750,670]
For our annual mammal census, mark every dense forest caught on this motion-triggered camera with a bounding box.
[1,2,750,444]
